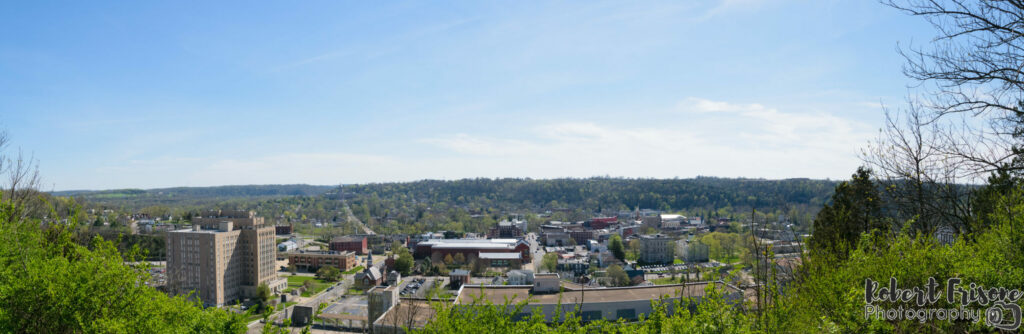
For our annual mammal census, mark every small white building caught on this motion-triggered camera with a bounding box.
[278,240,298,252]
[507,270,535,286]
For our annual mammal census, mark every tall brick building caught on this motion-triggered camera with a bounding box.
[167,210,286,307]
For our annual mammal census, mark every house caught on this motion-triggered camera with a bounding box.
[387,270,401,286]
[356,266,383,288]
[450,269,470,289]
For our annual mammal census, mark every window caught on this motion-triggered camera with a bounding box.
[616,309,635,320]
[581,310,602,322]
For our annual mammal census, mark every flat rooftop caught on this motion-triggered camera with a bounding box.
[375,299,436,329]
[456,282,737,305]
[479,252,521,259]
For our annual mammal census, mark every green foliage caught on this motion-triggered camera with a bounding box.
[700,232,743,263]
[609,234,625,261]
[342,177,834,235]
[395,246,414,275]
[256,283,272,313]
[606,264,630,286]
[414,284,758,333]
[316,265,341,282]
[808,167,887,260]
[541,252,558,273]
[0,201,247,333]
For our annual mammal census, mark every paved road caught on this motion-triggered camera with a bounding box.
[247,275,356,333]
[341,200,375,235]
[528,233,544,272]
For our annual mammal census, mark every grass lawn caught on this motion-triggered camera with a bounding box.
[713,255,741,264]
[343,266,364,275]
[286,275,332,297]
[276,301,297,311]
[346,287,363,295]
[673,258,684,265]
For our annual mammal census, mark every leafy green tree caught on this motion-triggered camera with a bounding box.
[255,283,272,312]
[316,266,341,282]
[0,205,248,332]
[626,239,641,262]
[808,167,887,260]
[609,234,625,261]
[541,252,558,273]
[606,264,630,287]
[395,246,414,275]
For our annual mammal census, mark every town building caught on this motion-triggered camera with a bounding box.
[387,270,401,286]
[639,234,674,264]
[356,266,384,288]
[450,269,470,289]
[488,219,527,238]
[541,231,573,246]
[414,238,530,263]
[557,258,590,275]
[278,240,298,252]
[275,224,292,235]
[568,230,595,246]
[166,210,286,307]
[330,235,369,255]
[286,250,356,271]
[584,217,617,229]
[506,270,535,285]
[478,252,522,267]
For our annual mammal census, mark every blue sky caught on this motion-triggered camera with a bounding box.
[0,1,936,190]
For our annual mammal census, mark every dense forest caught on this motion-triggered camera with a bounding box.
[342,177,837,234]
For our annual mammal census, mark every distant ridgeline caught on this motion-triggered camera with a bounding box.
[339,177,839,221]
[50,184,335,209]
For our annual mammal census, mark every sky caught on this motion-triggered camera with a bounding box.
[0,1,938,191]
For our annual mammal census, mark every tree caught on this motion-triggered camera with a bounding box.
[469,259,485,275]
[541,252,558,273]
[443,254,454,266]
[609,234,625,261]
[808,167,887,260]
[395,246,414,275]
[287,264,297,275]
[884,1,1024,177]
[606,265,630,287]
[255,283,272,313]
[864,106,971,235]
[453,253,466,265]
[0,132,247,333]
[317,266,341,282]
[626,239,641,262]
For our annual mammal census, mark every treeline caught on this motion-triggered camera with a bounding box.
[342,177,836,212]
[341,177,836,234]
[52,184,335,211]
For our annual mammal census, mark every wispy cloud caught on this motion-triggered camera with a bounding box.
[421,98,873,180]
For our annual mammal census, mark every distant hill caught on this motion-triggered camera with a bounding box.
[52,184,336,209]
